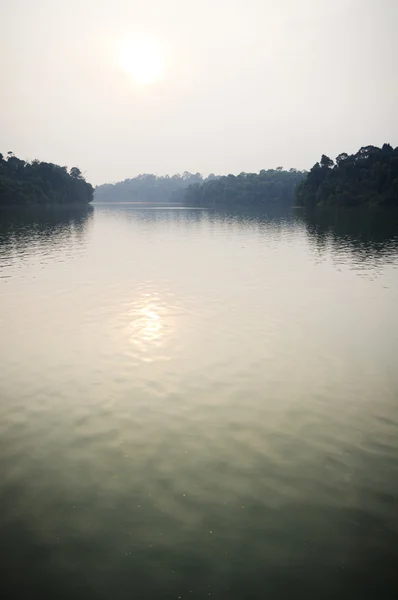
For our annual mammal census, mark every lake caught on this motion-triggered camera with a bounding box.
[1,204,398,599]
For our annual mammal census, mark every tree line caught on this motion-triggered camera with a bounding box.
[94,170,306,206]
[0,152,94,206]
[296,144,398,208]
[184,168,305,206]
[94,172,218,203]
[3,144,397,208]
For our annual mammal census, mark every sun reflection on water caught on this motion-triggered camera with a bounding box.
[126,294,174,363]
[122,289,190,364]
[132,303,164,343]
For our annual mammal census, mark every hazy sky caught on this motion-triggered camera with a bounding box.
[1,0,397,184]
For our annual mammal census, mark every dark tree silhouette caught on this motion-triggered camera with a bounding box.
[296,144,398,208]
[0,153,93,206]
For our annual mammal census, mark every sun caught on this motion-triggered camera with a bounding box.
[118,37,164,85]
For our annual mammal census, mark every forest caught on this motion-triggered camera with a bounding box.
[3,144,398,209]
[0,152,94,206]
[94,172,218,203]
[183,169,305,206]
[296,144,398,208]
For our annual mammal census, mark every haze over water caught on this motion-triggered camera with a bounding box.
[1,204,398,599]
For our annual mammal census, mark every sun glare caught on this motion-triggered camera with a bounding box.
[118,37,164,85]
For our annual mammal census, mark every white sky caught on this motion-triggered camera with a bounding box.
[1,0,397,184]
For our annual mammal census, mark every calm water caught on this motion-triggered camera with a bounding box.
[1,204,398,599]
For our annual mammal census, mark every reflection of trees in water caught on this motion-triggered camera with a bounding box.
[109,207,207,227]
[295,209,398,267]
[206,204,295,225]
[104,204,295,235]
[0,205,94,258]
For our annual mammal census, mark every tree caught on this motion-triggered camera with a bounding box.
[0,152,93,206]
[184,169,305,207]
[295,144,398,208]
[336,153,348,165]
[94,172,214,203]
[320,154,333,169]
[70,167,83,179]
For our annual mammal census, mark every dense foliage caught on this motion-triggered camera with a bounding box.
[0,152,93,206]
[183,169,305,206]
[296,144,398,208]
[94,172,218,203]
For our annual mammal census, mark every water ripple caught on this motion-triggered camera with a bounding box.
[0,205,398,599]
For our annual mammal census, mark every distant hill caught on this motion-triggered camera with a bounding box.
[94,172,218,203]
[183,169,305,207]
[296,144,398,208]
[0,152,93,206]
